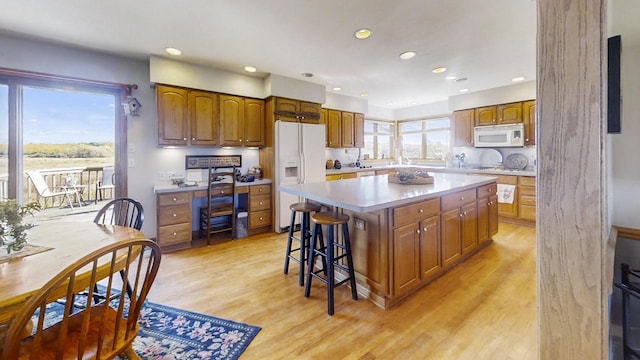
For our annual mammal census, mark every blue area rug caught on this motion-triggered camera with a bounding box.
[33,300,261,359]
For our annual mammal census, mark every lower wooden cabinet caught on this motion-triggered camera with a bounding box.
[419,216,441,280]
[393,223,421,296]
[518,176,536,221]
[156,192,192,250]
[477,183,499,245]
[326,172,357,181]
[496,175,519,218]
[247,184,272,232]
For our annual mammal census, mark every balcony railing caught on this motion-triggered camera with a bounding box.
[0,166,114,207]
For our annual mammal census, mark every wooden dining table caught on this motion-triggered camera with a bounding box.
[0,222,146,326]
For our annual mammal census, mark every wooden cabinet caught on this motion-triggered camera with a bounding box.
[326,109,342,148]
[188,90,219,146]
[477,183,498,246]
[393,223,421,296]
[518,176,536,221]
[475,102,522,126]
[247,184,271,231]
[419,215,441,280]
[496,175,518,218]
[156,192,192,251]
[523,100,536,145]
[219,95,265,147]
[326,172,357,181]
[354,113,365,148]
[274,97,321,123]
[341,112,355,148]
[157,85,189,146]
[441,188,477,267]
[452,109,475,147]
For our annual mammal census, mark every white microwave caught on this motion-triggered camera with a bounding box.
[474,123,524,148]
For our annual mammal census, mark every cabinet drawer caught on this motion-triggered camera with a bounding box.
[519,204,536,221]
[519,176,536,186]
[249,184,271,195]
[249,210,271,229]
[158,205,191,226]
[519,185,536,197]
[477,183,497,198]
[236,185,249,194]
[157,192,190,207]
[520,193,536,206]
[496,175,518,185]
[393,198,440,227]
[250,194,271,211]
[441,189,477,211]
[210,185,233,196]
[157,223,192,246]
[193,190,208,198]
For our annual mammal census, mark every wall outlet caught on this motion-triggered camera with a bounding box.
[354,218,366,230]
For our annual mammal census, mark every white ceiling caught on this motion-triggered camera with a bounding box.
[0,0,537,110]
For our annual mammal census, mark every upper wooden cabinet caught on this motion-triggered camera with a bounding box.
[522,100,536,145]
[341,111,355,148]
[157,85,189,146]
[452,109,474,147]
[326,109,342,148]
[220,95,265,147]
[354,113,365,148]
[475,102,523,126]
[188,90,219,146]
[274,97,321,123]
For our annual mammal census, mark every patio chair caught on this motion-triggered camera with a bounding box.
[25,170,82,210]
[95,166,115,204]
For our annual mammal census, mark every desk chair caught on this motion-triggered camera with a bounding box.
[1,238,161,360]
[26,171,82,210]
[95,166,115,204]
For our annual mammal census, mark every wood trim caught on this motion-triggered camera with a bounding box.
[0,67,137,91]
[615,226,640,240]
[537,0,608,358]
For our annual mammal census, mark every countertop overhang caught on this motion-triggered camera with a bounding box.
[279,173,497,213]
[325,165,535,177]
[154,178,272,194]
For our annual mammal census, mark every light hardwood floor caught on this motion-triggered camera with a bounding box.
[147,222,536,359]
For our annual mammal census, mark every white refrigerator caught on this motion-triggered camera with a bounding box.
[275,120,326,233]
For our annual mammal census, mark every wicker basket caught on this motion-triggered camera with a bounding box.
[387,171,434,185]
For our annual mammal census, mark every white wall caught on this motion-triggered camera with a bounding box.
[611,0,640,229]
[448,81,536,111]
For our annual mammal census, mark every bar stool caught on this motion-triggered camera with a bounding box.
[304,211,358,315]
[284,202,321,286]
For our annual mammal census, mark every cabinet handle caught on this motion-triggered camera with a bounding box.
[192,137,195,141]
[172,213,177,217]
[183,137,187,141]
[172,197,177,202]
[526,138,530,141]
[259,201,263,205]
[259,216,263,221]
[460,196,464,201]
[463,211,468,216]
[488,189,493,192]
[220,190,225,194]
[416,229,420,234]
[259,188,263,192]
[423,227,428,232]
[418,208,424,213]
[172,232,177,236]
[459,213,463,218]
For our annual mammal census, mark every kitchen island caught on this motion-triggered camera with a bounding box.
[279,172,499,309]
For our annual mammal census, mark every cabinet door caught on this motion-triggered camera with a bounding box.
[157,85,189,145]
[419,215,441,280]
[341,111,355,148]
[523,100,536,145]
[441,208,462,267]
[475,106,497,126]
[393,223,420,296]
[452,109,474,147]
[498,188,518,217]
[299,101,321,124]
[461,202,477,254]
[327,109,342,148]
[477,197,489,244]
[488,194,499,236]
[244,98,264,147]
[219,95,244,146]
[354,113,365,148]
[497,102,523,124]
[188,90,218,146]
[274,97,299,122]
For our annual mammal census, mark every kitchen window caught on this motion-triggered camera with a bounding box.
[398,116,450,160]
[363,120,395,160]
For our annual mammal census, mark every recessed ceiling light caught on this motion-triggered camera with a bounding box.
[301,72,313,78]
[432,67,447,74]
[399,51,416,60]
[332,87,342,91]
[354,28,372,40]
[512,76,526,82]
[360,92,369,97]
[244,66,257,73]
[459,88,470,93]
[165,47,182,56]
[446,75,458,80]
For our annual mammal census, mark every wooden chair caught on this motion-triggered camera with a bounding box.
[94,197,144,232]
[1,238,161,360]
[95,166,115,204]
[25,171,81,210]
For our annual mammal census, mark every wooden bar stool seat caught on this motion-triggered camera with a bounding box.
[284,202,321,286]
[304,211,358,315]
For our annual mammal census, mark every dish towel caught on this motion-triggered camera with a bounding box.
[497,184,516,204]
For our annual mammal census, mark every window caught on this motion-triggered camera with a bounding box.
[398,117,450,159]
[363,120,395,160]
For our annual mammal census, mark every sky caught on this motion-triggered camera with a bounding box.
[0,84,115,144]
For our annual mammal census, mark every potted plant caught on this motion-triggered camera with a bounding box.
[0,200,41,254]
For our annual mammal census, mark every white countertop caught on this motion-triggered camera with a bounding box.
[279,173,497,213]
[154,178,272,194]
[325,165,536,177]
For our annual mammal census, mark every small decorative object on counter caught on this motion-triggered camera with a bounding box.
[326,160,334,169]
[355,158,361,167]
[334,160,342,169]
[388,169,434,185]
[253,166,262,179]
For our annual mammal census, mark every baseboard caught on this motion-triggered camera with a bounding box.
[615,226,640,241]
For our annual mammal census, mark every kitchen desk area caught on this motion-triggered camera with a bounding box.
[280,172,498,309]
